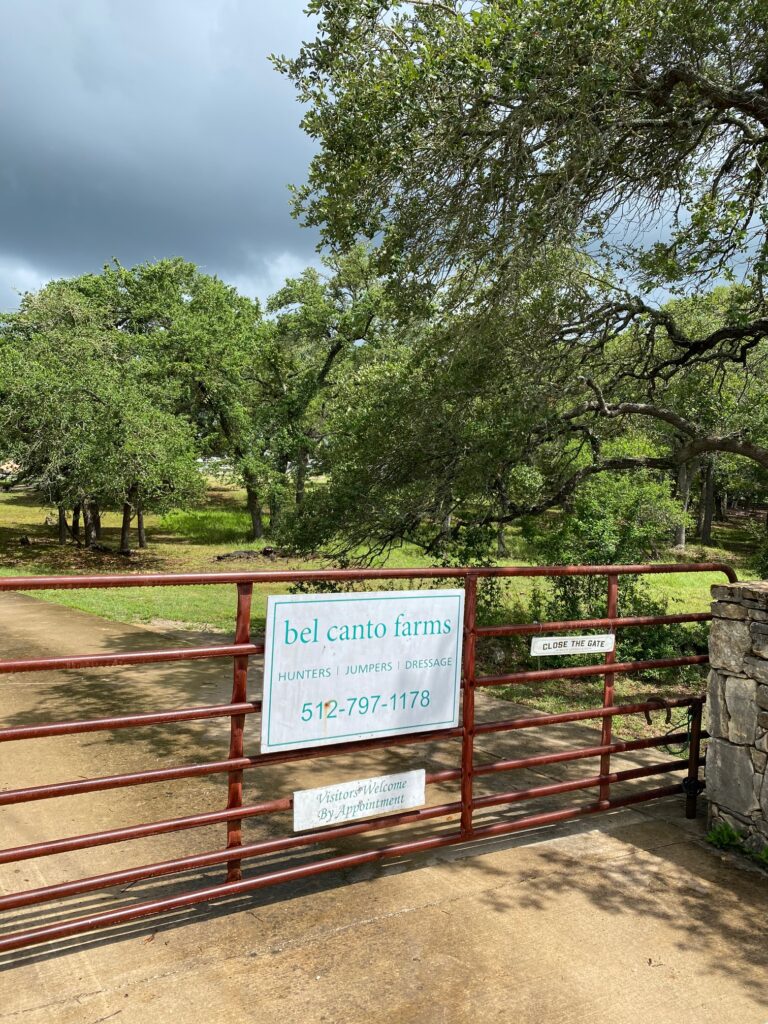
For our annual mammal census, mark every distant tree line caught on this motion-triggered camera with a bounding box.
[1,254,767,564]
[0,248,394,553]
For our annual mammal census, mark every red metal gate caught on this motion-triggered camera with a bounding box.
[0,562,736,954]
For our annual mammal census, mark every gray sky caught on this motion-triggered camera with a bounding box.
[0,1,319,310]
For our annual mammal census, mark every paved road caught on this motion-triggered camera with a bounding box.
[0,592,766,1023]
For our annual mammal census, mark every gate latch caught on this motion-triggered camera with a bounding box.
[682,778,705,796]
[643,697,672,726]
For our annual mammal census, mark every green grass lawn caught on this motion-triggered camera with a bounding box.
[0,485,453,635]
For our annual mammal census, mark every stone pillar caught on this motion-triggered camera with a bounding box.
[707,581,768,850]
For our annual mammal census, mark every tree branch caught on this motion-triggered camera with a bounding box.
[466,456,676,527]
[406,0,459,17]
[567,381,768,470]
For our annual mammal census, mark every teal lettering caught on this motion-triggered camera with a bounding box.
[284,618,318,645]
[393,613,453,638]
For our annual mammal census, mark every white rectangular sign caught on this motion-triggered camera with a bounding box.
[530,633,615,656]
[261,588,464,753]
[293,769,426,831]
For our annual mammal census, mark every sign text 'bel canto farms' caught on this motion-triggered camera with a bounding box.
[261,589,464,753]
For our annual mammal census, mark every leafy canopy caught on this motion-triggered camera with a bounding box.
[279,0,768,369]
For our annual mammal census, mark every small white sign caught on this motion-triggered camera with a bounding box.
[293,769,426,831]
[530,633,616,656]
[261,589,464,753]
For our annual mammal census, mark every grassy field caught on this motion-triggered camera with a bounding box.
[0,485,310,633]
[0,484,754,627]
[0,484,758,739]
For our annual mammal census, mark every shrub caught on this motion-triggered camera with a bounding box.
[510,473,705,677]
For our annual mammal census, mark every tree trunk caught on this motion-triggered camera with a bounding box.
[674,462,692,547]
[57,507,68,545]
[71,504,81,544]
[295,448,309,507]
[268,495,280,537]
[137,504,147,549]
[715,490,727,522]
[268,458,289,537]
[120,485,141,553]
[700,460,715,546]
[82,502,97,548]
[439,511,453,542]
[93,504,102,540]
[496,523,509,558]
[245,481,264,540]
[119,502,133,554]
[495,480,510,557]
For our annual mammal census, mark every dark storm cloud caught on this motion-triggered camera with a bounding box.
[0,0,319,308]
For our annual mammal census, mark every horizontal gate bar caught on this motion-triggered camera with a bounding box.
[0,800,463,914]
[0,702,260,742]
[473,731,695,776]
[0,725,464,806]
[0,783,685,954]
[476,612,710,637]
[0,755,259,806]
[474,696,704,734]
[0,754,695,917]
[0,643,263,676]
[473,758,695,809]
[2,694,699,747]
[0,768,459,866]
[0,562,738,592]
[478,654,709,686]
[0,730,689,865]
[468,783,684,842]
[0,797,289,865]
[0,647,710,689]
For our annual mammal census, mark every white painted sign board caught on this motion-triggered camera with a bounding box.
[261,589,464,753]
[530,634,615,656]
[293,769,426,831]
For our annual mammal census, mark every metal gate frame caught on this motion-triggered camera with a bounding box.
[0,562,737,954]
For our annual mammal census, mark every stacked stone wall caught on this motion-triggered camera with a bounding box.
[707,581,768,850]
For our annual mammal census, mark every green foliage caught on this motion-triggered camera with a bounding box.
[746,521,768,579]
[707,821,746,850]
[0,266,206,529]
[707,821,768,870]
[520,473,706,674]
[278,0,768,529]
[281,1,768,315]
[284,255,594,562]
[527,473,688,571]
[0,249,402,552]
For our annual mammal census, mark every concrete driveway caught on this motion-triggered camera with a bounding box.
[0,592,766,1024]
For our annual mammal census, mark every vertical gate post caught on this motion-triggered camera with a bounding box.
[598,574,619,805]
[460,573,478,837]
[226,582,253,881]
[684,698,703,819]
